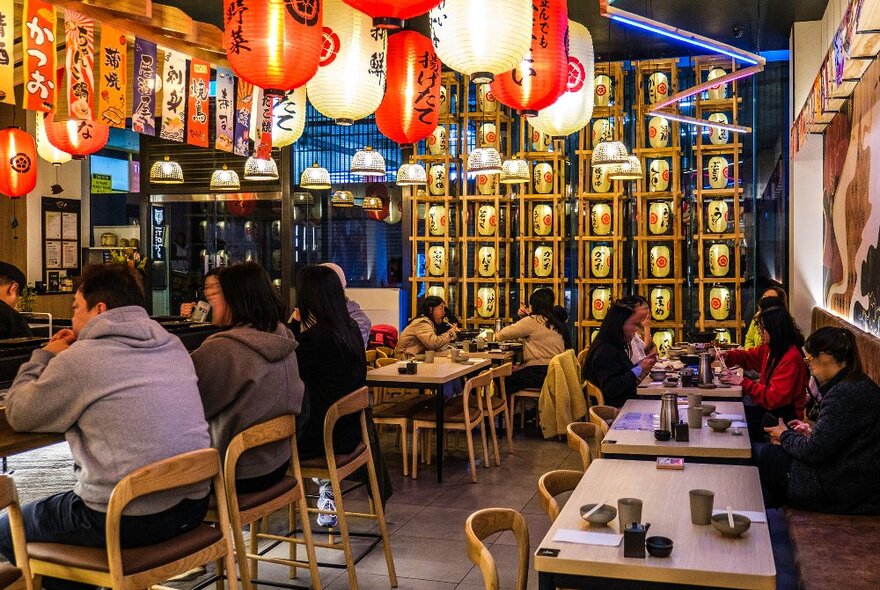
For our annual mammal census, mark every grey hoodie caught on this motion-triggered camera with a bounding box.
[191,324,304,480]
[6,306,210,515]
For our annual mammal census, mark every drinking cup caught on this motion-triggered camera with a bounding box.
[687,393,702,407]
[618,498,643,534]
[687,406,703,429]
[690,489,715,525]
[424,350,435,363]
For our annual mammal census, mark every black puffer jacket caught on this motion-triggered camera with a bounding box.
[582,340,638,408]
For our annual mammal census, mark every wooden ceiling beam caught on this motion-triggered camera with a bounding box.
[79,0,151,21]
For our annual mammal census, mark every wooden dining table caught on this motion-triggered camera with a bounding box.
[534,459,775,589]
[637,380,743,399]
[365,356,491,483]
[0,408,65,457]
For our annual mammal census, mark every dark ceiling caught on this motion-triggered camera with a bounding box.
[170,0,829,59]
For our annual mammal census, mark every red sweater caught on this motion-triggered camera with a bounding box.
[726,344,808,419]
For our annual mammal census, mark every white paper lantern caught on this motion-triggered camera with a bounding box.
[308,0,387,124]
[36,112,72,166]
[429,0,532,84]
[529,21,594,138]
[272,87,307,147]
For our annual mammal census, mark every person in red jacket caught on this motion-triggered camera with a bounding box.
[721,305,808,441]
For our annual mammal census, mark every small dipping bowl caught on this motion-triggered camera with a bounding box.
[706,418,732,432]
[649,370,666,382]
[579,503,617,526]
[653,429,672,441]
[646,536,674,557]
[711,513,752,537]
[701,403,716,416]
[664,378,679,388]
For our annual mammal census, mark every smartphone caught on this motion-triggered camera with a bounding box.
[762,412,791,429]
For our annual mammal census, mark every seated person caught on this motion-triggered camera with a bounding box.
[758,327,880,514]
[0,264,211,590]
[191,262,304,494]
[394,296,459,359]
[615,295,655,363]
[582,304,657,407]
[497,288,570,394]
[0,262,33,339]
[744,285,788,349]
[321,263,371,348]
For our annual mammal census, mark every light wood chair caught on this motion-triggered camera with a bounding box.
[538,469,583,523]
[566,422,598,470]
[411,371,492,482]
[365,349,378,368]
[584,378,605,406]
[372,395,435,477]
[576,348,589,372]
[509,387,541,430]
[465,508,529,590]
[589,405,619,455]
[299,387,397,590]
[376,346,394,359]
[375,348,390,359]
[23,449,239,590]
[0,475,27,590]
[484,363,515,464]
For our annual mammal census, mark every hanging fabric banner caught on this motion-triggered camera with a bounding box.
[0,0,14,104]
[23,0,57,112]
[255,92,274,159]
[187,58,210,147]
[214,67,235,152]
[64,9,95,119]
[131,37,157,136]
[249,86,262,148]
[159,48,186,142]
[233,78,253,157]
[97,26,127,127]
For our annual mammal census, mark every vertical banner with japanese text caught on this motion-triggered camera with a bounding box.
[97,26,126,127]
[64,10,95,119]
[159,49,186,142]
[24,0,57,112]
[233,78,253,157]
[187,58,210,147]
[214,67,235,152]
[0,0,14,104]
[131,38,157,136]
[255,92,274,159]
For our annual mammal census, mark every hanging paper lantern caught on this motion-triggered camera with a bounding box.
[343,0,442,29]
[490,0,568,116]
[272,87,307,147]
[430,0,532,84]
[0,127,38,198]
[307,0,387,125]
[43,114,110,159]
[530,21,595,138]
[35,112,72,166]
[223,0,322,95]
[376,31,440,145]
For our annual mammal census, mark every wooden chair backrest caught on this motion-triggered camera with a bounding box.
[376,346,394,358]
[376,357,399,368]
[461,370,492,426]
[576,348,589,371]
[365,349,378,367]
[490,362,513,403]
[465,508,529,590]
[584,378,604,406]
[566,422,597,470]
[538,469,583,522]
[223,414,297,492]
[0,475,29,584]
[589,405,618,439]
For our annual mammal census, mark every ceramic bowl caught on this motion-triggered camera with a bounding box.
[711,513,751,537]
[649,370,666,382]
[701,404,716,416]
[579,503,617,526]
[646,536,674,557]
[653,429,672,441]
[664,378,679,388]
[707,418,732,432]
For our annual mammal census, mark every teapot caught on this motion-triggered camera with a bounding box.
[624,522,651,558]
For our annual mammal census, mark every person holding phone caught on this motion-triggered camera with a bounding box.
[394,296,459,359]
[615,295,655,363]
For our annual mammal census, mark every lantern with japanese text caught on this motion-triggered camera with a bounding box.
[223,0,322,95]
[0,127,37,198]
[343,0,442,29]
[272,87,307,147]
[376,31,440,145]
[429,0,532,84]
[36,112,72,166]
[43,114,109,159]
[530,21,595,138]
[489,0,568,116]
[308,0,387,124]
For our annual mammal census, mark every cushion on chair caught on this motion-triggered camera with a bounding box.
[300,442,367,470]
[512,388,541,398]
[374,396,436,419]
[27,524,222,576]
[0,563,21,590]
[236,475,299,513]
[414,399,482,424]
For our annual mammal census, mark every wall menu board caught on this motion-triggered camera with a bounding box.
[42,197,81,292]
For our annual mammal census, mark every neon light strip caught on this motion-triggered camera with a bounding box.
[651,65,763,110]
[647,110,752,134]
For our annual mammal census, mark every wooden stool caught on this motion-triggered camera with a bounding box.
[465,508,529,590]
[538,469,583,522]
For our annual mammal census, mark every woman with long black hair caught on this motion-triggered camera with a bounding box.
[394,295,459,359]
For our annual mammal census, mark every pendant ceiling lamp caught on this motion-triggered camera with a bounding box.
[331,190,355,207]
[396,158,428,186]
[342,0,442,29]
[591,140,629,168]
[149,156,185,184]
[529,20,595,138]
[243,155,279,180]
[490,0,569,117]
[607,155,643,180]
[35,113,72,166]
[467,147,502,175]
[351,146,387,176]
[376,31,441,146]
[210,165,241,191]
[362,195,384,211]
[0,127,37,198]
[430,0,532,84]
[500,157,530,184]
[300,162,332,189]
[43,114,110,159]
[307,0,387,125]
[272,87,308,148]
[293,191,315,205]
[222,0,322,95]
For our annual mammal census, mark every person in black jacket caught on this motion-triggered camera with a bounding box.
[759,326,880,514]
[582,303,657,407]
[0,262,33,340]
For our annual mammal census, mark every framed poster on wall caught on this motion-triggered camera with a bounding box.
[41,197,81,293]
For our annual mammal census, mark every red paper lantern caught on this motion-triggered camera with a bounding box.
[43,114,110,159]
[376,31,441,146]
[489,0,569,116]
[343,0,441,29]
[0,127,37,198]
[223,0,323,95]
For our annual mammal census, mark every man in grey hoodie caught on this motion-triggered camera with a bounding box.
[0,264,211,590]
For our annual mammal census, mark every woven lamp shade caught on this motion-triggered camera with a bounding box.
[307,0,387,125]
[500,158,530,184]
[43,114,110,159]
[591,140,629,168]
[362,195,384,210]
[490,0,569,116]
[331,190,355,207]
[272,87,307,147]
[300,162,331,189]
[0,127,37,198]
[396,159,428,186]
[607,155,643,180]
[376,31,441,146]
[243,156,279,180]
[342,0,442,29]
[210,166,241,191]
[292,191,315,205]
[530,21,595,138]
[149,156,185,184]
[223,0,322,94]
[35,113,72,166]
[351,146,387,177]
[430,0,532,84]
[467,147,502,175]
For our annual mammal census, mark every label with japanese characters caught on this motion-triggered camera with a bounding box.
[132,38,157,135]
[187,58,210,147]
[254,92,274,159]
[159,49,186,142]
[214,67,235,152]
[97,26,126,127]
[24,0,57,112]
[234,78,253,156]
[64,10,95,120]
[0,0,14,104]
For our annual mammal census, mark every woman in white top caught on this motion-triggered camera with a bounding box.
[616,295,655,363]
[496,288,571,394]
